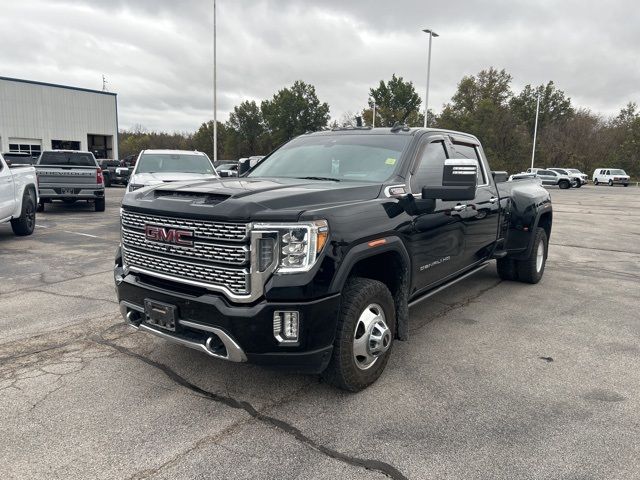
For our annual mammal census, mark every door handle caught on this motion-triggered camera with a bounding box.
[489,197,498,204]
[453,204,467,212]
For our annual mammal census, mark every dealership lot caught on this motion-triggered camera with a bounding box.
[1,186,639,479]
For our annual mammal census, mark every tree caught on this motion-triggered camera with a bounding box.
[192,121,229,160]
[261,80,330,145]
[362,74,422,127]
[510,81,574,134]
[224,101,268,158]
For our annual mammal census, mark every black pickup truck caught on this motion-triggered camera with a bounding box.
[114,127,552,391]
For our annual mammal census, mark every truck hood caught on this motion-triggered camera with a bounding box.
[130,172,218,185]
[122,177,383,221]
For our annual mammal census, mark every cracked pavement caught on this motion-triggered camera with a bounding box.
[1,186,639,479]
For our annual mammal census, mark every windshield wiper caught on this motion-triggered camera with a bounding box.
[296,176,341,182]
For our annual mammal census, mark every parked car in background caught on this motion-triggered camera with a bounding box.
[99,159,130,187]
[216,162,239,177]
[35,150,106,212]
[2,152,37,165]
[0,153,38,236]
[237,155,265,175]
[548,168,583,188]
[592,168,630,187]
[565,168,589,185]
[127,150,218,192]
[526,168,573,189]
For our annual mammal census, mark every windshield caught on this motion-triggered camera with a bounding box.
[4,154,36,165]
[38,152,96,166]
[610,169,627,175]
[135,153,215,174]
[567,169,580,174]
[247,134,410,182]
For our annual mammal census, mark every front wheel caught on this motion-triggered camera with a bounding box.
[575,182,582,188]
[11,190,36,236]
[594,179,599,185]
[623,183,629,187]
[608,179,613,186]
[322,278,395,392]
[559,180,570,189]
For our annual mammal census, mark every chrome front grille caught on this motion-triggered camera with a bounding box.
[121,210,248,242]
[123,248,249,294]
[121,228,248,265]
[121,209,251,297]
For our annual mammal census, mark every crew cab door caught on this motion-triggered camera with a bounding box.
[0,156,16,219]
[406,137,468,292]
[448,140,500,266]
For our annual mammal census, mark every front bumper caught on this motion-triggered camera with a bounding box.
[114,263,339,373]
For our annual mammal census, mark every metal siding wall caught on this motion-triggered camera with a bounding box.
[0,79,118,158]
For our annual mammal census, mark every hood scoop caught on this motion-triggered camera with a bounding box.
[153,190,230,205]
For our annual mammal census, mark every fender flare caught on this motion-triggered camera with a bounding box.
[330,236,412,341]
[515,208,552,260]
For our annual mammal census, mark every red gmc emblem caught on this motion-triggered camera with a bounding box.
[145,224,194,246]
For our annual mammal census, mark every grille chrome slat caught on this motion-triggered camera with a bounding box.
[121,210,248,242]
[121,228,249,265]
[123,247,249,294]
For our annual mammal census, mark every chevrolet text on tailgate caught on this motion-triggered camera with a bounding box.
[114,127,553,391]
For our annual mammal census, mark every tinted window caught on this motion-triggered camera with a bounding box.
[611,169,626,175]
[553,169,567,175]
[451,143,486,185]
[411,141,448,191]
[38,152,96,166]
[136,153,215,175]
[248,134,410,182]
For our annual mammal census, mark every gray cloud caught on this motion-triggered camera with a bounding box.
[1,0,638,131]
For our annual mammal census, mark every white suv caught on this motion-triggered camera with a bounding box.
[592,168,630,187]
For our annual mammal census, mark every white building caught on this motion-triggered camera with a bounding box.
[0,76,118,160]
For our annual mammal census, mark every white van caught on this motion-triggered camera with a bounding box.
[592,168,630,187]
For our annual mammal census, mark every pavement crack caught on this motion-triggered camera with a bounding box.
[93,337,409,480]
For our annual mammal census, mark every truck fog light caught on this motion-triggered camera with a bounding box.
[273,311,299,344]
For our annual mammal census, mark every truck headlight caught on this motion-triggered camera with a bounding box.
[252,220,329,274]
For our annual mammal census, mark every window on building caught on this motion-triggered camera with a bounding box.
[9,142,42,158]
[52,140,81,151]
[87,135,113,159]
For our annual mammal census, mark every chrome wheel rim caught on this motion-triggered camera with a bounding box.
[536,241,545,272]
[353,303,391,370]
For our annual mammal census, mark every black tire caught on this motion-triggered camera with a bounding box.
[36,201,45,212]
[594,179,599,185]
[623,183,629,187]
[496,257,518,281]
[322,278,396,392]
[95,197,106,212]
[575,182,582,188]
[515,227,548,284]
[559,180,570,189]
[10,190,36,236]
[608,179,613,186]
[104,174,112,187]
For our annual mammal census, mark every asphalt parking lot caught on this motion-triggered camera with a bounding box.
[1,185,639,480]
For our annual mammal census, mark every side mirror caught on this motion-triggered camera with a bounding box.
[492,171,508,183]
[237,158,251,176]
[422,158,477,201]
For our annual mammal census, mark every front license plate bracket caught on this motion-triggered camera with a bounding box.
[144,299,178,332]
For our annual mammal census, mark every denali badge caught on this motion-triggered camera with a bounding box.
[145,225,194,247]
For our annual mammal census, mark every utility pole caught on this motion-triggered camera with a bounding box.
[530,92,540,170]
[213,0,218,162]
[422,29,439,128]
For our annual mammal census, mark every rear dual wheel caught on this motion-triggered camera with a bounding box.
[496,227,547,284]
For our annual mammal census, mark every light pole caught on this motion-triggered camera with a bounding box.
[372,102,376,128]
[213,0,218,162]
[530,92,540,170]
[422,28,439,128]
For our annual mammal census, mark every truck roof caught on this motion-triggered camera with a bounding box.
[306,127,480,143]
[140,149,207,155]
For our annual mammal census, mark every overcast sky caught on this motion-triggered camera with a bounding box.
[1,0,638,132]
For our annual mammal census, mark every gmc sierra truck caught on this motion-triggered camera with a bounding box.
[0,153,38,236]
[114,127,552,391]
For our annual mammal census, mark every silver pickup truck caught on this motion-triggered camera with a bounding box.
[35,150,106,212]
